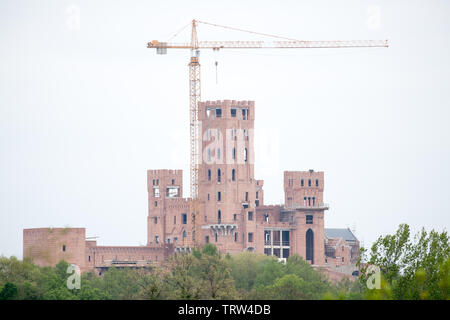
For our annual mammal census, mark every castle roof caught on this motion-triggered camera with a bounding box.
[325,228,357,242]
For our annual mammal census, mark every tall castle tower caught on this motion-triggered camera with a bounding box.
[197,100,264,253]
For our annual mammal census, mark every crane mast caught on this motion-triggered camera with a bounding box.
[147,19,388,248]
[188,20,200,245]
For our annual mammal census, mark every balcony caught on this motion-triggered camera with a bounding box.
[289,203,329,210]
[265,240,290,247]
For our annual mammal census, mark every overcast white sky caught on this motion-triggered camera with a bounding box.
[1,0,449,258]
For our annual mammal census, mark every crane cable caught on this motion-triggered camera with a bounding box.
[197,20,300,41]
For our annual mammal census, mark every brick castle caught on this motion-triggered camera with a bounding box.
[24,100,359,281]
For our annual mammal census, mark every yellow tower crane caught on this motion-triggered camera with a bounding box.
[147,19,388,248]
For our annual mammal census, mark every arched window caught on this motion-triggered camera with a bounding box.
[218,210,221,224]
[182,230,187,238]
[232,147,236,160]
[232,169,236,181]
[244,148,248,162]
[306,229,314,264]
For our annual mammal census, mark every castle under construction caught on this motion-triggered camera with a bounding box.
[23,99,360,281]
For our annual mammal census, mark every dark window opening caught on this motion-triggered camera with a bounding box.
[215,233,218,242]
[273,248,280,258]
[248,211,253,221]
[315,179,319,187]
[217,210,221,224]
[255,200,260,207]
[248,232,253,243]
[245,192,249,202]
[216,108,222,117]
[282,230,290,246]
[62,245,66,252]
[306,229,314,264]
[217,169,221,183]
[231,109,236,117]
[88,255,91,262]
[301,179,304,187]
[232,169,236,181]
[233,214,237,221]
[182,213,187,224]
[308,179,311,187]
[205,236,209,243]
[234,233,238,242]
[208,169,211,181]
[172,179,175,185]
[306,215,313,224]
[154,217,158,224]
[218,191,221,202]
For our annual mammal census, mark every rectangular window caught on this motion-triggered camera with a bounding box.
[282,230,290,246]
[255,200,260,207]
[153,187,160,197]
[248,211,253,221]
[234,233,238,242]
[182,213,187,224]
[155,236,159,244]
[216,108,222,117]
[308,179,311,187]
[218,191,221,202]
[306,215,313,224]
[283,249,290,259]
[315,179,319,187]
[62,245,66,252]
[166,186,180,198]
[154,217,157,224]
[231,109,236,117]
[245,192,249,202]
[256,191,259,199]
[264,248,272,256]
[233,214,237,221]
[264,230,271,245]
[242,108,249,120]
[273,248,280,258]
[301,179,304,187]
[205,236,209,243]
[248,232,253,243]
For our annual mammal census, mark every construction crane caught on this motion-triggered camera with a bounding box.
[147,19,388,247]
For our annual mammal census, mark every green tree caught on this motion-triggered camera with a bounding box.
[0,282,18,300]
[358,224,449,300]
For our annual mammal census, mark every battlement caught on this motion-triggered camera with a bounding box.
[199,100,255,121]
